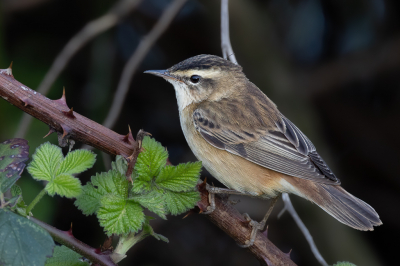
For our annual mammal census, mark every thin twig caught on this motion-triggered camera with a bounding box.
[221,0,237,63]
[102,0,187,129]
[278,193,328,266]
[14,0,143,138]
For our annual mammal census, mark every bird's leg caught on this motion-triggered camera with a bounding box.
[202,184,248,214]
[238,195,280,248]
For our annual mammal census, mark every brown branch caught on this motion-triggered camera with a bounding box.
[30,217,117,266]
[0,65,296,265]
[0,67,135,158]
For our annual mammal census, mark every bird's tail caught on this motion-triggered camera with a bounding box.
[282,177,382,230]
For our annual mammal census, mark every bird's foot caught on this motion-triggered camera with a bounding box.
[202,184,216,214]
[237,213,266,248]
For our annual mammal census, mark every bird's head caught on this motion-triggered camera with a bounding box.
[145,54,245,111]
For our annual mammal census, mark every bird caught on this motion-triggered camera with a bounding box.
[144,54,382,247]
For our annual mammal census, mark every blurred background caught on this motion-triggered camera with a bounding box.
[0,0,398,265]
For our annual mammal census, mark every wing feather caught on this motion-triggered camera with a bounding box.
[193,100,340,185]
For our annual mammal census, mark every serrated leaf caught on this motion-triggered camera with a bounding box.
[0,209,54,266]
[45,245,89,266]
[0,139,29,194]
[135,137,168,180]
[131,176,152,194]
[97,195,145,236]
[163,190,200,215]
[10,185,27,215]
[111,155,127,175]
[27,142,63,181]
[56,150,96,175]
[75,183,103,215]
[155,162,202,192]
[132,190,167,219]
[46,174,82,198]
[75,170,128,216]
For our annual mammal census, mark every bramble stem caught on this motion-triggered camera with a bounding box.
[26,188,47,214]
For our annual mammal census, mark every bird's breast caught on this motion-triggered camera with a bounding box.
[179,105,283,198]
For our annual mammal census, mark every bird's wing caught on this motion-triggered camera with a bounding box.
[193,99,340,185]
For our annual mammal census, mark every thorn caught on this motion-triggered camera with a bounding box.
[53,86,69,108]
[121,125,134,144]
[60,124,72,139]
[0,62,14,77]
[21,96,33,107]
[62,107,76,119]
[183,209,195,219]
[43,128,56,138]
[66,223,73,236]
[285,249,292,258]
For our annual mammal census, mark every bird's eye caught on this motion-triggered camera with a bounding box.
[190,75,201,84]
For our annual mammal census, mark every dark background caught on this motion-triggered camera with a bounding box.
[1,0,399,265]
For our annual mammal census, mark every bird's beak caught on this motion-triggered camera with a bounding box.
[144,70,181,82]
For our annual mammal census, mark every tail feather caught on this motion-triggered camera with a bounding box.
[282,177,382,230]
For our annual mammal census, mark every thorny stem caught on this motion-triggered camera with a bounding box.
[26,188,47,214]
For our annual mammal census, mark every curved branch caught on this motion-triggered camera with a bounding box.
[30,217,117,266]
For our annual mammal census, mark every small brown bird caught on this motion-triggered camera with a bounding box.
[145,54,382,246]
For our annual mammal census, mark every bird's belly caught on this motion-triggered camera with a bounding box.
[180,114,282,198]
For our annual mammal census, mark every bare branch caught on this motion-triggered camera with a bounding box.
[102,0,187,129]
[221,0,237,63]
[278,193,328,266]
[15,0,143,138]
[31,217,117,266]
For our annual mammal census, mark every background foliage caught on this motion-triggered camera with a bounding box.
[0,0,398,265]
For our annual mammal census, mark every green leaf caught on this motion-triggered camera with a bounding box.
[111,155,127,175]
[155,162,202,192]
[46,174,82,198]
[132,190,167,219]
[45,245,89,266]
[0,209,54,266]
[0,139,29,194]
[10,185,27,216]
[27,142,63,181]
[163,190,200,215]
[75,183,103,215]
[97,195,145,236]
[135,137,168,180]
[75,170,129,216]
[56,150,96,175]
[333,262,357,266]
[0,171,20,195]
